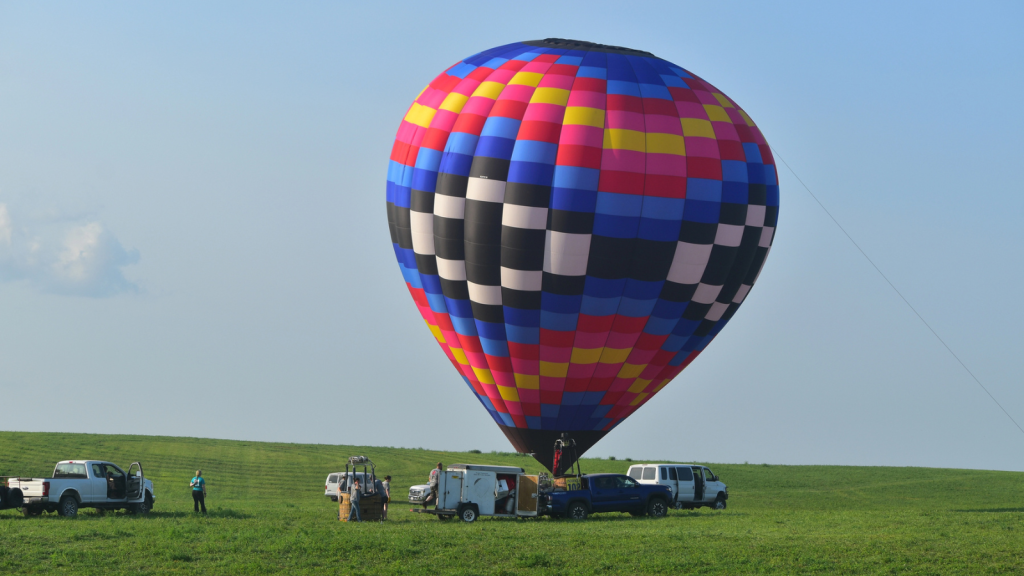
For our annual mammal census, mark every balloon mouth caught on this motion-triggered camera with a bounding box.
[497,425,610,475]
[523,38,656,58]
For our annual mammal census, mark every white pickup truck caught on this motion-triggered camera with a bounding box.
[4,460,155,517]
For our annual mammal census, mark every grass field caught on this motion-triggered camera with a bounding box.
[1,431,1022,574]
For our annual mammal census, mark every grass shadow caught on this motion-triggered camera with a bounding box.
[953,508,1024,513]
[150,508,252,519]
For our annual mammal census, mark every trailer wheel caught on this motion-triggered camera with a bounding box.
[458,504,478,523]
[7,489,23,509]
[437,514,453,521]
[566,502,588,520]
[647,497,668,518]
[22,506,42,517]
[58,496,79,517]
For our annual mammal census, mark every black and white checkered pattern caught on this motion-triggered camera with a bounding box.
[463,158,509,324]
[433,172,471,303]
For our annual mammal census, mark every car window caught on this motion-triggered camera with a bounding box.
[704,468,715,481]
[92,464,104,478]
[621,477,638,488]
[328,475,338,483]
[668,467,677,481]
[54,463,87,478]
[641,467,656,480]
[676,467,693,481]
[627,466,642,480]
[659,466,668,480]
[593,477,614,490]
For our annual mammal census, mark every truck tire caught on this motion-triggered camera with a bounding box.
[712,496,727,510]
[566,502,588,520]
[647,497,668,518]
[22,506,42,517]
[58,496,79,517]
[458,504,478,523]
[130,494,153,515]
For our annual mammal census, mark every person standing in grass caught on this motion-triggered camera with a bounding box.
[190,470,207,514]
[347,478,362,522]
[381,475,391,521]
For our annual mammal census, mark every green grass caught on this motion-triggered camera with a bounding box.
[1,431,1022,574]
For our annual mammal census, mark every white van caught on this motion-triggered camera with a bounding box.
[324,472,371,501]
[627,464,728,509]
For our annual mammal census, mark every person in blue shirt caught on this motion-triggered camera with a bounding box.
[190,470,207,514]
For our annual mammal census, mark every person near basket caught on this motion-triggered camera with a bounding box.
[347,478,362,522]
[381,475,391,520]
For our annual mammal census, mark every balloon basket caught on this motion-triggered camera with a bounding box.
[339,493,382,522]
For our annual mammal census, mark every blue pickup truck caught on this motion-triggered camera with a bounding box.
[542,473,672,520]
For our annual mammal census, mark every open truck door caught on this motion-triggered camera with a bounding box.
[515,474,539,517]
[126,462,144,501]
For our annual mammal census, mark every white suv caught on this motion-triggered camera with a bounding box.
[627,464,728,509]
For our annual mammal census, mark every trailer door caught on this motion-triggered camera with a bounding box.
[441,471,463,510]
[515,474,539,517]
[463,471,496,515]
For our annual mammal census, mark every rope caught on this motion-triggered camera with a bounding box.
[771,146,1024,439]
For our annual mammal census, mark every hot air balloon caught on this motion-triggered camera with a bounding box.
[386,39,778,474]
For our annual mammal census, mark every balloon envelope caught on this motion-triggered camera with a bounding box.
[386,39,778,472]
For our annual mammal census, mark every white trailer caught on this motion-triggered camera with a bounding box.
[412,463,539,522]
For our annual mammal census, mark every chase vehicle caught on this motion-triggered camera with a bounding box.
[542,473,672,520]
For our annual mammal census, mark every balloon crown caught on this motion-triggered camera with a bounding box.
[523,38,656,57]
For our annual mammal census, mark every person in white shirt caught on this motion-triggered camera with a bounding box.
[381,475,391,520]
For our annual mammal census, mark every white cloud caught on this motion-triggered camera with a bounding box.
[0,203,139,297]
[0,204,12,246]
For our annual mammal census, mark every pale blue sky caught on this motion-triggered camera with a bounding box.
[2,1,1023,471]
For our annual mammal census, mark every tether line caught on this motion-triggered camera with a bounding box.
[771,146,1024,439]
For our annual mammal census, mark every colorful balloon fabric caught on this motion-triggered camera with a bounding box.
[386,39,778,472]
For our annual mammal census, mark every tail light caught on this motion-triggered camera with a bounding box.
[42,481,50,497]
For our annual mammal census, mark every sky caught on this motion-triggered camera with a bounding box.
[2,1,1023,472]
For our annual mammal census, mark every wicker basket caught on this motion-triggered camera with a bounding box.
[552,477,581,491]
[339,492,383,522]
